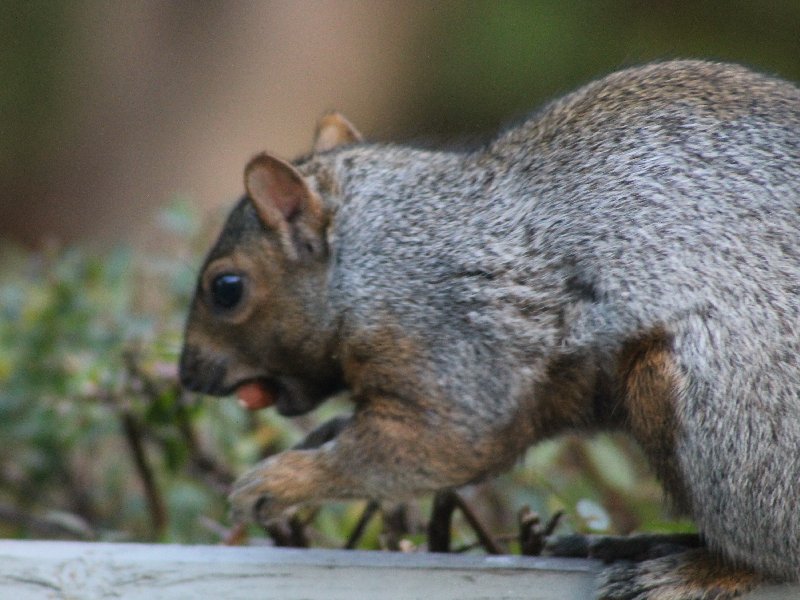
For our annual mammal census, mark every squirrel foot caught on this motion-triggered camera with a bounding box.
[595,548,766,600]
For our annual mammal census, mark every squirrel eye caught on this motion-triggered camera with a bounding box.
[210,273,244,310]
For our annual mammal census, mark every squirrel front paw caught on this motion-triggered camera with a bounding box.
[228,447,334,525]
[228,458,293,525]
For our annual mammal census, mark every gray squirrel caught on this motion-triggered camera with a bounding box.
[180,60,800,598]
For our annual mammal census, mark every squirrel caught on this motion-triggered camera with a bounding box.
[179,60,800,599]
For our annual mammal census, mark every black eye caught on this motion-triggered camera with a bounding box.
[210,273,244,310]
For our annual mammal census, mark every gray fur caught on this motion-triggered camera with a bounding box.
[182,60,800,594]
[297,61,800,579]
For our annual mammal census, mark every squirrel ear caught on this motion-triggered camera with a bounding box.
[244,154,326,257]
[244,153,321,225]
[313,111,363,153]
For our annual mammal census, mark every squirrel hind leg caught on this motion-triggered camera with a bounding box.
[615,327,690,508]
[595,548,768,600]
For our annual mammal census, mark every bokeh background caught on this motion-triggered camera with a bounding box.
[1,1,799,547]
[3,0,800,246]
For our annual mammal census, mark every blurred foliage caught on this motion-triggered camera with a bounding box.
[0,201,694,549]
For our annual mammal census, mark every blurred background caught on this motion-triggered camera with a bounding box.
[1,1,799,547]
[2,0,799,246]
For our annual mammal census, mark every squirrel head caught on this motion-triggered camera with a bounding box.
[179,113,361,415]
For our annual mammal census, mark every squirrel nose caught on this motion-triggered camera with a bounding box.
[178,344,229,395]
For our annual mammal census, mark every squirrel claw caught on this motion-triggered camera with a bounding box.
[229,472,281,525]
[229,487,284,526]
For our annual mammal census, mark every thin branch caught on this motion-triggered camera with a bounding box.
[0,503,95,540]
[344,501,379,549]
[544,532,702,561]
[124,351,236,492]
[173,390,236,492]
[265,515,309,548]
[451,491,504,555]
[381,503,411,551]
[119,410,167,540]
[57,461,99,528]
[519,507,564,556]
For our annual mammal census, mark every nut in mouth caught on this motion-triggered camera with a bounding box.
[231,378,284,411]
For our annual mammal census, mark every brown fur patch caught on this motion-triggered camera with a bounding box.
[341,323,429,403]
[676,550,765,594]
[616,327,689,507]
[598,548,766,599]
[339,324,527,488]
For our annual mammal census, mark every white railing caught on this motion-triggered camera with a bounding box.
[0,540,795,599]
